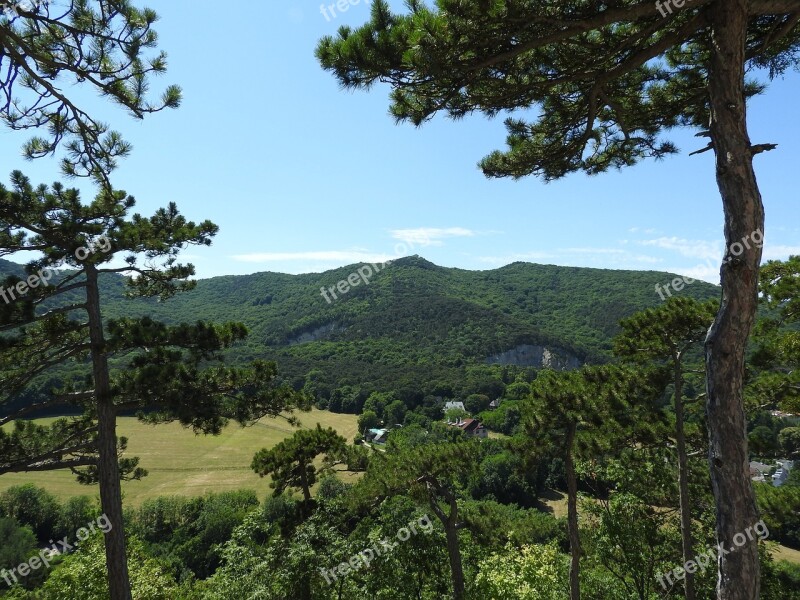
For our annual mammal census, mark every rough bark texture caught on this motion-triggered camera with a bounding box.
[565,423,581,600]
[426,483,465,600]
[444,522,465,600]
[86,265,133,600]
[674,356,696,600]
[300,463,312,503]
[705,2,765,598]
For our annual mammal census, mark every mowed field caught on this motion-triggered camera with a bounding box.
[0,409,358,506]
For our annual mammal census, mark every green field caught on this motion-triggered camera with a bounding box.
[0,409,358,506]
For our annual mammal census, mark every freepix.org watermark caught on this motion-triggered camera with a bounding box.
[655,228,763,301]
[656,520,769,590]
[655,0,698,18]
[319,232,432,304]
[319,514,434,585]
[1,514,112,586]
[319,0,366,22]
[0,236,111,305]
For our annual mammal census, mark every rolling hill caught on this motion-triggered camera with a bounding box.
[0,255,719,405]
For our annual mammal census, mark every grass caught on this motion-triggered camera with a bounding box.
[772,543,800,566]
[0,409,358,506]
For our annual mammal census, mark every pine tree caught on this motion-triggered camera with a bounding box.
[750,256,800,413]
[524,364,666,600]
[357,440,480,600]
[251,424,348,503]
[0,172,305,600]
[317,4,800,596]
[614,297,718,600]
[0,0,180,185]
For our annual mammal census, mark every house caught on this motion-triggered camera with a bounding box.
[750,459,795,486]
[773,467,789,487]
[750,461,771,483]
[365,428,389,445]
[773,460,795,487]
[444,401,466,413]
[770,410,800,425]
[488,399,502,410]
[450,418,488,439]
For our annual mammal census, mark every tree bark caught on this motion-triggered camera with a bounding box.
[443,516,465,600]
[705,2,764,599]
[86,265,133,600]
[425,482,465,600]
[674,354,696,600]
[565,423,581,600]
[299,463,312,503]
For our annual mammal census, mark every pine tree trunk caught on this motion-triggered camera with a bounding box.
[428,487,466,600]
[86,265,133,600]
[705,2,763,599]
[444,519,465,600]
[566,423,581,600]
[299,463,312,503]
[674,357,696,600]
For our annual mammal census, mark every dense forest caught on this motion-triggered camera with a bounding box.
[0,255,719,413]
[1,1,799,600]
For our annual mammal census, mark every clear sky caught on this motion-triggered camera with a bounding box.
[1,0,798,283]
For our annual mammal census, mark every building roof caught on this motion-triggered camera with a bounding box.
[455,418,484,433]
[444,401,466,411]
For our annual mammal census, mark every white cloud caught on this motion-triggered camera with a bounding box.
[665,263,721,284]
[390,227,475,247]
[638,236,721,260]
[763,245,800,260]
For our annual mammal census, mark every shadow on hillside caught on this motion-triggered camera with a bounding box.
[535,487,568,519]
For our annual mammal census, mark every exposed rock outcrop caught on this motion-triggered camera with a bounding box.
[486,345,582,370]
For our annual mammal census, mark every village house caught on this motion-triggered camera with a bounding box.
[449,418,488,439]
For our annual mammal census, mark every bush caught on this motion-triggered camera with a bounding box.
[0,485,60,545]
[0,517,42,590]
[55,496,96,541]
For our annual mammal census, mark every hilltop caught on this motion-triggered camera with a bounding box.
[0,255,719,403]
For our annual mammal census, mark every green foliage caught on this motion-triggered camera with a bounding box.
[779,427,800,459]
[752,256,800,413]
[583,492,683,600]
[252,424,348,501]
[0,173,305,480]
[0,484,60,545]
[0,1,180,183]
[0,517,40,590]
[478,401,521,435]
[464,394,491,414]
[357,410,380,433]
[23,534,180,600]
[750,425,781,457]
[315,1,794,180]
[469,443,543,508]
[0,256,720,415]
[129,491,259,580]
[756,483,800,549]
[474,542,569,600]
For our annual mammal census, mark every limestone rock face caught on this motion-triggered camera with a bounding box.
[486,345,582,370]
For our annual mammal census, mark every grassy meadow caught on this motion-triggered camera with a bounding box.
[0,409,358,506]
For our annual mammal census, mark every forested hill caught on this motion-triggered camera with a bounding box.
[0,256,719,396]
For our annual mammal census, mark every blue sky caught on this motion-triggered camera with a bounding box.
[1,0,798,283]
